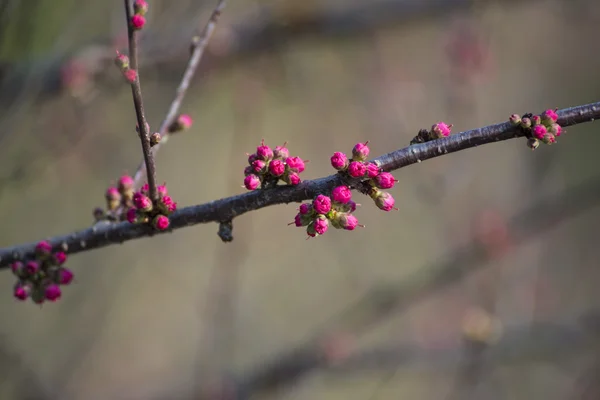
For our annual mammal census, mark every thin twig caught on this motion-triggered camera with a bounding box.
[124,0,158,201]
[1,101,599,267]
[131,0,226,187]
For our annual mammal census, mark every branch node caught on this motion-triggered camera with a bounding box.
[218,220,234,242]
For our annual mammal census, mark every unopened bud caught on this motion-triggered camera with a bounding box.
[150,132,161,146]
[527,138,540,150]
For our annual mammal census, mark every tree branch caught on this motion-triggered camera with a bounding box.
[124,0,158,200]
[1,101,599,267]
[131,0,226,188]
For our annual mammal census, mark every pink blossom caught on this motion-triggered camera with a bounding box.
[352,142,370,161]
[256,140,274,161]
[106,187,121,200]
[373,191,396,211]
[313,194,332,214]
[294,213,303,227]
[542,109,558,122]
[274,145,289,159]
[366,163,380,178]
[244,174,261,190]
[26,261,39,275]
[36,240,52,255]
[431,122,452,139]
[140,183,150,194]
[54,252,67,265]
[13,285,29,301]
[269,159,286,176]
[313,217,329,235]
[339,214,359,231]
[251,159,266,173]
[374,172,397,189]
[532,124,547,140]
[126,208,138,223]
[160,195,177,213]
[45,284,62,302]
[330,152,349,170]
[59,268,74,285]
[347,161,366,178]
[285,172,301,185]
[285,156,305,173]
[153,215,170,231]
[131,14,146,30]
[299,203,312,215]
[331,186,352,204]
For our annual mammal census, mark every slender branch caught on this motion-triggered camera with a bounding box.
[124,0,158,201]
[131,0,226,187]
[1,101,599,267]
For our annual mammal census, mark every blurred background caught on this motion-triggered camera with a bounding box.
[0,0,600,399]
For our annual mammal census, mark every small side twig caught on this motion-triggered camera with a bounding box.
[131,0,226,188]
[123,0,158,201]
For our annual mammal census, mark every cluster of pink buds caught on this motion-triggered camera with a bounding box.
[94,174,137,222]
[126,183,177,231]
[243,140,306,190]
[131,0,147,30]
[290,186,362,238]
[330,142,398,212]
[510,109,562,149]
[11,241,73,304]
[410,122,453,144]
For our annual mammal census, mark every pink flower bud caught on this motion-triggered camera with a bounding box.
[134,0,148,15]
[293,213,304,227]
[36,240,53,255]
[374,172,397,189]
[243,166,252,176]
[366,163,380,178]
[527,138,540,150]
[26,261,40,275]
[114,51,129,70]
[509,114,521,126]
[140,183,150,195]
[372,191,396,211]
[549,123,562,137]
[168,114,193,133]
[284,172,301,185]
[532,124,547,140]
[244,174,261,190]
[299,203,312,215]
[431,122,452,139]
[542,109,558,123]
[352,142,370,161]
[123,68,137,83]
[331,186,352,204]
[330,152,349,170]
[54,252,67,265]
[313,216,329,235]
[150,132,161,146]
[269,159,286,176]
[45,284,62,302]
[531,115,542,126]
[285,156,305,173]
[251,159,266,173]
[247,153,257,164]
[274,145,289,159]
[520,117,532,129]
[157,185,168,198]
[11,261,24,277]
[118,175,134,192]
[347,161,367,178]
[339,214,359,231]
[133,193,153,212]
[13,284,30,301]
[126,208,138,223]
[105,187,121,201]
[542,133,556,144]
[313,194,332,214]
[256,140,274,161]
[59,268,74,285]
[131,14,146,30]
[153,215,170,231]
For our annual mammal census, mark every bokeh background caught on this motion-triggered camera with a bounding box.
[1,0,600,399]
